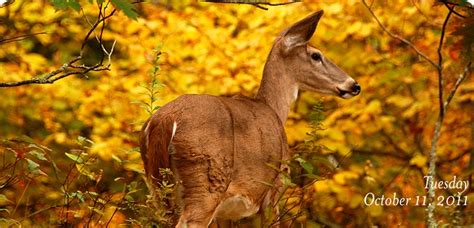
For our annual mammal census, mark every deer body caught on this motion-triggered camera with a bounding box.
[140,11,360,227]
[142,94,288,223]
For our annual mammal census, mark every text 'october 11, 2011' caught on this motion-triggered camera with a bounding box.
[363,175,469,207]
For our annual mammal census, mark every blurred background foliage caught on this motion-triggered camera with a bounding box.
[0,0,473,226]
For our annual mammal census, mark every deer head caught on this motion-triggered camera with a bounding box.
[271,10,361,99]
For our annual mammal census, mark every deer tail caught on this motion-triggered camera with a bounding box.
[139,117,177,183]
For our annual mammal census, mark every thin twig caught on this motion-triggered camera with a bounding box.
[444,61,472,109]
[252,3,268,10]
[80,8,116,52]
[202,0,301,10]
[436,9,452,118]
[12,178,31,215]
[105,183,127,227]
[202,0,300,4]
[443,1,466,18]
[0,32,47,45]
[426,9,452,227]
[361,0,439,69]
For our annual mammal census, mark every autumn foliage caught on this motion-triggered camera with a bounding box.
[0,0,473,226]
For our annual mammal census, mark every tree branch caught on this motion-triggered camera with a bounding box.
[444,61,472,110]
[202,0,301,10]
[436,9,452,118]
[361,0,439,69]
[442,1,466,18]
[427,9,452,227]
[0,32,47,45]
[0,2,116,87]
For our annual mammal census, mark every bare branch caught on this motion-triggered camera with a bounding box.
[0,3,117,87]
[202,0,301,10]
[436,9,452,118]
[444,61,472,109]
[0,32,47,45]
[80,8,117,53]
[442,1,466,18]
[0,56,111,87]
[252,3,269,10]
[202,0,299,4]
[361,0,439,69]
[427,8,453,228]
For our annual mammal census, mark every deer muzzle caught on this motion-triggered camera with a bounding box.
[336,80,361,99]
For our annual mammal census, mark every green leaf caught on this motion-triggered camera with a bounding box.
[50,0,67,9]
[26,158,39,171]
[111,0,138,20]
[77,136,94,144]
[18,135,34,144]
[65,152,84,163]
[74,191,85,202]
[68,0,81,11]
[26,158,46,176]
[296,157,314,174]
[50,0,81,11]
[0,194,12,204]
[124,194,134,202]
[77,136,87,142]
[29,150,48,161]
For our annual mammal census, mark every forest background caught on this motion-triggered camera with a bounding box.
[0,0,473,226]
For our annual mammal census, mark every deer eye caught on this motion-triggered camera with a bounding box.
[311,53,322,62]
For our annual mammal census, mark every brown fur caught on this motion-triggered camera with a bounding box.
[140,11,360,228]
[142,95,287,226]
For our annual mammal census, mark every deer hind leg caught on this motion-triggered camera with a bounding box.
[175,195,221,228]
[173,158,227,228]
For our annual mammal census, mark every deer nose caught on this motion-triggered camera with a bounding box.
[352,83,361,95]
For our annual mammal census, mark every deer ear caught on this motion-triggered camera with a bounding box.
[282,10,324,52]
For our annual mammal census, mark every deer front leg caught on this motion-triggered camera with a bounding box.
[261,168,291,228]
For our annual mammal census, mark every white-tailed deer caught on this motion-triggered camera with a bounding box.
[140,10,360,227]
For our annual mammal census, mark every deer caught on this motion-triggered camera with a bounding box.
[140,10,360,228]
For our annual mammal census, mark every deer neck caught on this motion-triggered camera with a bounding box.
[256,54,298,123]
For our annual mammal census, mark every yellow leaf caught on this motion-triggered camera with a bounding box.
[365,204,383,217]
[386,95,413,108]
[318,138,351,155]
[349,194,363,208]
[365,100,382,114]
[409,154,427,168]
[334,171,359,185]
[313,180,330,193]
